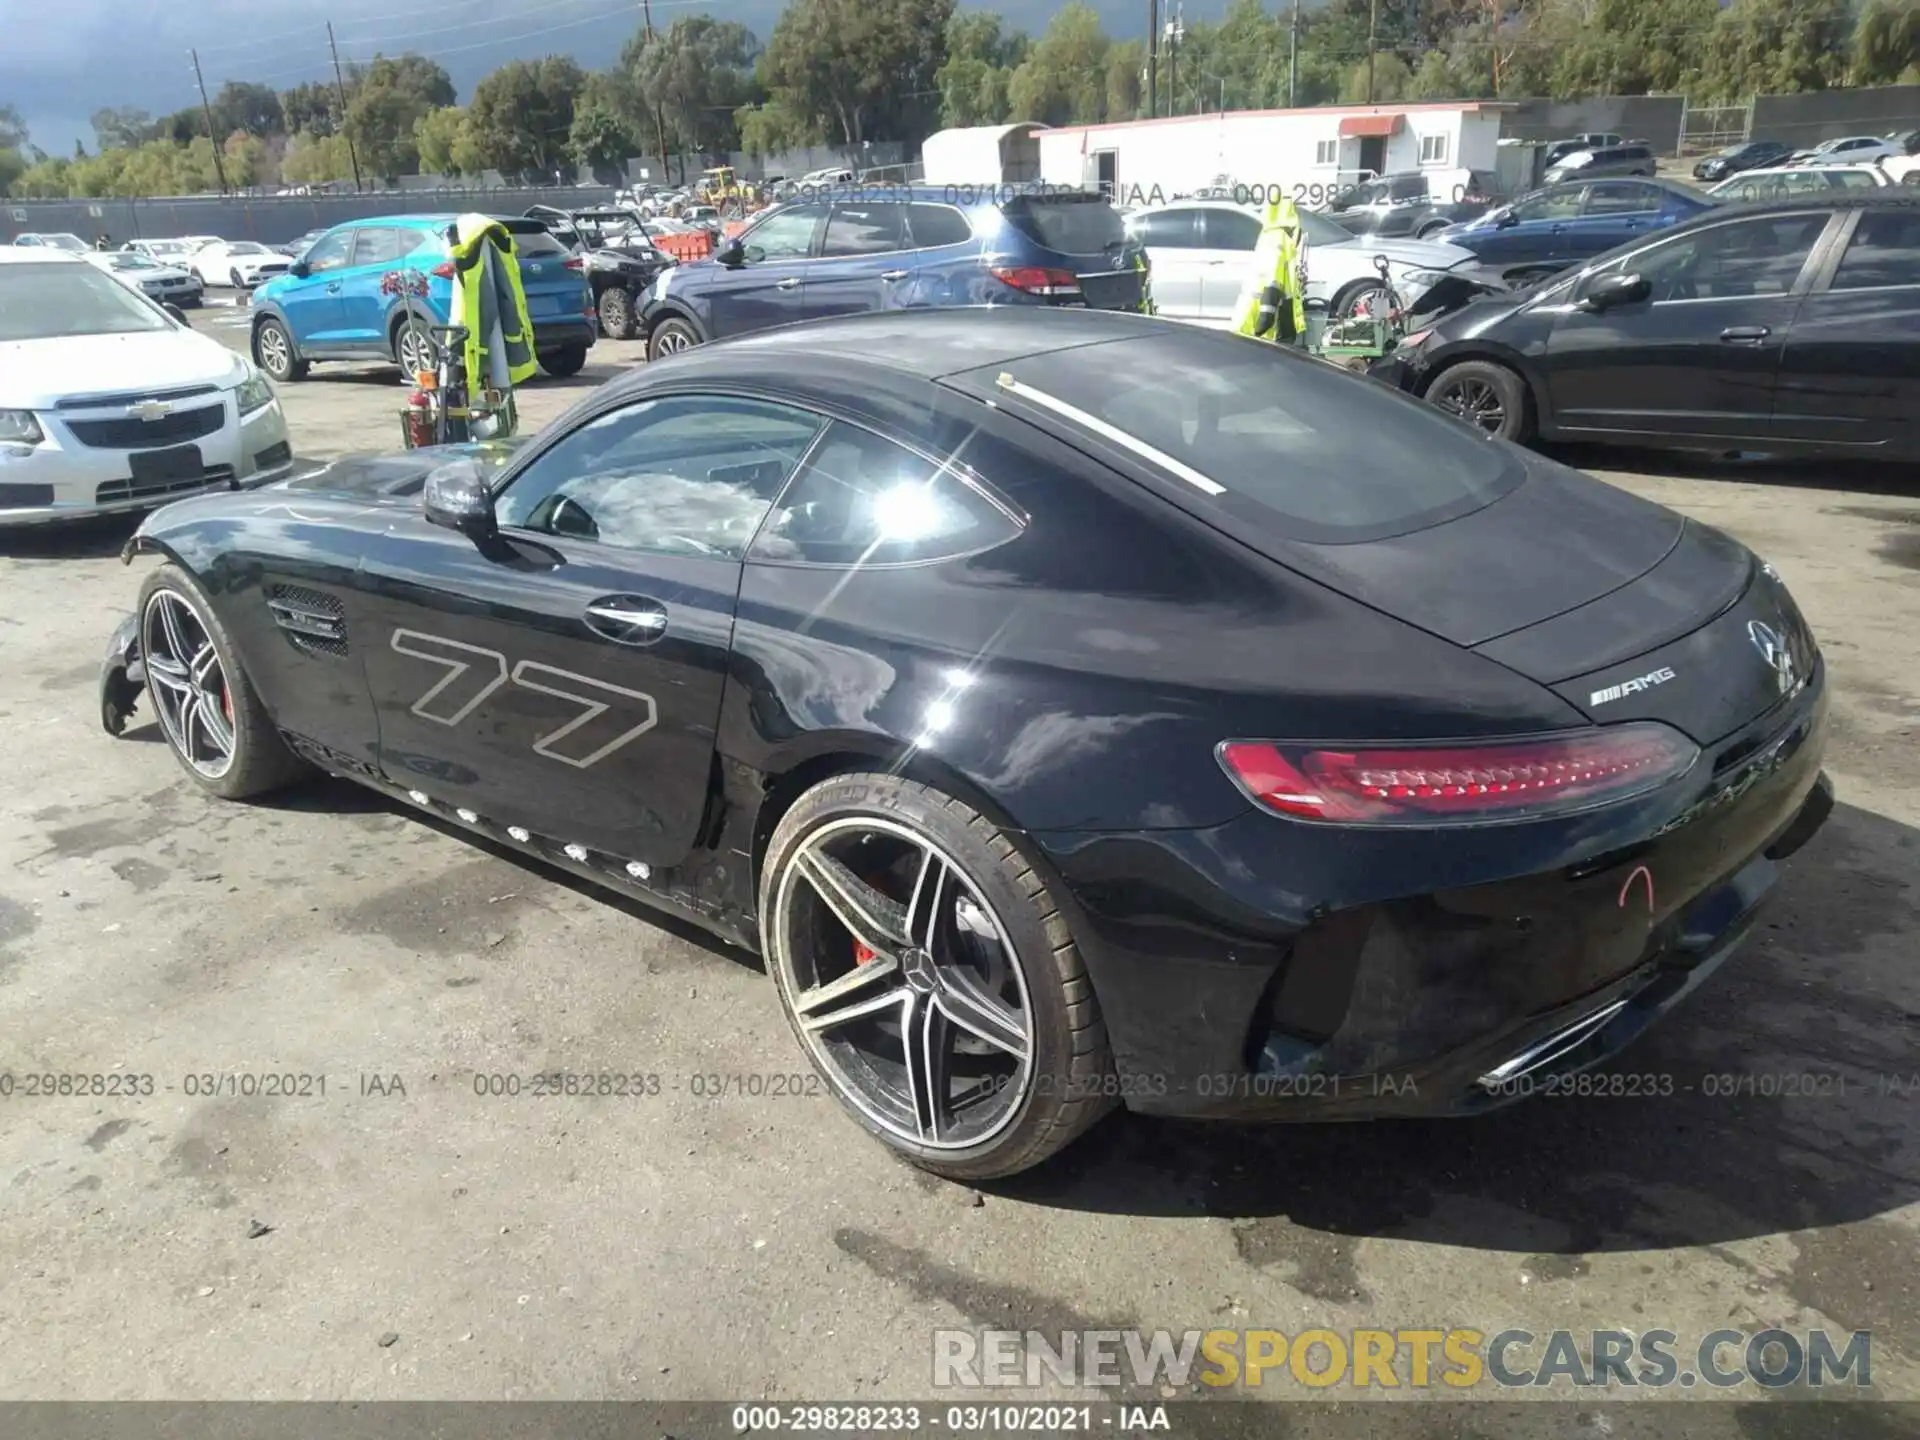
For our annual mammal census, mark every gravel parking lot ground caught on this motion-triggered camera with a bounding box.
[2,310,1916,1424]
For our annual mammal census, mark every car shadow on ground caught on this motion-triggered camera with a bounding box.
[1544,443,1920,501]
[996,801,1920,1263]
[0,513,141,561]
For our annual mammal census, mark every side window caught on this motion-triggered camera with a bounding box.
[750,420,1023,567]
[1199,207,1262,250]
[1584,182,1659,214]
[741,203,826,262]
[1515,186,1587,221]
[1132,209,1202,248]
[1831,210,1920,291]
[1830,170,1878,190]
[1388,175,1428,201]
[301,230,353,273]
[349,228,407,269]
[904,203,974,248]
[820,202,905,257]
[1627,213,1830,301]
[1719,179,1758,202]
[497,395,826,558]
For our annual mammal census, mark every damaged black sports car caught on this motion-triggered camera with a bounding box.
[100,307,1832,1179]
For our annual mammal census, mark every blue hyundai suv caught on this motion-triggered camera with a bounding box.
[1433,177,1718,284]
[249,214,595,383]
[638,185,1147,359]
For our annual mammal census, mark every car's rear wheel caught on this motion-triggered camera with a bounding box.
[648,316,698,360]
[598,285,637,340]
[253,317,307,382]
[137,564,311,802]
[761,772,1115,1181]
[393,319,435,380]
[1334,279,1393,320]
[538,345,588,378]
[1427,359,1533,443]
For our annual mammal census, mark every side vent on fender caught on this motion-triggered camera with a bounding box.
[267,584,348,659]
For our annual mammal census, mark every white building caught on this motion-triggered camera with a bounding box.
[1028,102,1512,205]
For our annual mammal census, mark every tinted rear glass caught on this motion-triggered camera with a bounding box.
[971,331,1522,544]
[504,223,569,257]
[1001,195,1125,255]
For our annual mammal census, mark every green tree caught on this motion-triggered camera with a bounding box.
[281,81,343,137]
[415,105,481,176]
[343,54,455,180]
[0,103,27,151]
[570,73,638,173]
[1339,50,1414,103]
[214,81,285,139]
[761,0,953,145]
[467,56,585,178]
[1106,37,1146,120]
[622,17,757,157]
[0,147,23,197]
[281,130,356,185]
[1550,0,1716,97]
[1852,0,1920,84]
[11,155,71,197]
[735,99,822,155]
[90,106,151,150]
[1007,2,1111,125]
[1697,0,1851,101]
[934,12,1026,125]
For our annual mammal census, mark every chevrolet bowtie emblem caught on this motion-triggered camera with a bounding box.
[129,400,172,422]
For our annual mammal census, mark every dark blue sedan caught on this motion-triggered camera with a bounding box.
[1435,177,1718,283]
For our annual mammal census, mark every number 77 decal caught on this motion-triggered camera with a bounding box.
[390,629,658,768]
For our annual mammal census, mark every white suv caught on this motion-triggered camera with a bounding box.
[0,250,294,527]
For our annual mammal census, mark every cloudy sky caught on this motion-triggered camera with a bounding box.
[3,0,1213,154]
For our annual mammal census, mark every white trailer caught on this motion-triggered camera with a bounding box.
[919,123,1052,186]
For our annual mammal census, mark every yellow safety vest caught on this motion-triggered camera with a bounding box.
[449,214,538,391]
[1231,198,1306,345]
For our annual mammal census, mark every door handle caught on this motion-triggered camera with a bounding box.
[1719,326,1771,343]
[326,281,342,293]
[584,597,668,645]
[776,277,801,290]
[880,269,909,281]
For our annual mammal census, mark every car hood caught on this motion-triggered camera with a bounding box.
[267,439,532,503]
[0,328,245,409]
[1329,235,1477,269]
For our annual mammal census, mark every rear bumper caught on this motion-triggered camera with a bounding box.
[533,316,596,354]
[1034,666,1831,1121]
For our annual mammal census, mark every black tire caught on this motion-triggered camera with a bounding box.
[230,268,245,290]
[647,315,699,361]
[252,316,308,382]
[1425,359,1533,443]
[760,772,1115,1181]
[1332,279,1392,320]
[392,317,437,382]
[598,285,637,340]
[135,564,311,802]
[538,344,589,378]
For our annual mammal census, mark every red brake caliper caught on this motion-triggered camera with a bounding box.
[222,687,233,722]
[853,942,878,966]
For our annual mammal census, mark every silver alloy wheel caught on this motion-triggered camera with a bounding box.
[397,325,434,375]
[1433,376,1507,432]
[1339,282,1392,320]
[653,326,692,355]
[258,324,292,376]
[770,816,1034,1150]
[141,590,236,780]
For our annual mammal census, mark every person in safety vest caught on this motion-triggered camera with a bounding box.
[1230,196,1307,346]
[447,214,538,407]
[1132,247,1156,317]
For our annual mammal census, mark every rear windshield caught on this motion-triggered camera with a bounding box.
[1001,195,1125,256]
[503,225,570,257]
[973,330,1522,544]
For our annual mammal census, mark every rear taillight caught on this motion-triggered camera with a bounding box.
[1217,724,1697,826]
[564,257,584,271]
[990,265,1081,297]
[431,261,455,279]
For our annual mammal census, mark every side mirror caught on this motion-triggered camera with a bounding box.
[423,461,498,546]
[1495,210,1520,228]
[718,238,746,267]
[288,260,310,278]
[1579,272,1651,312]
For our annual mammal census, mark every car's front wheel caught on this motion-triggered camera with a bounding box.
[137,564,311,801]
[253,317,308,382]
[648,316,699,360]
[761,772,1116,1180]
[538,345,589,378]
[1426,359,1533,443]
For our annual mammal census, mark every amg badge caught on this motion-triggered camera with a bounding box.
[1590,666,1677,707]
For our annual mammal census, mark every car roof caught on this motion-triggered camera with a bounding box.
[1659,190,1920,231]
[0,247,84,265]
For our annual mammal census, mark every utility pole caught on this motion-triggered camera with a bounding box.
[1147,0,1159,119]
[1366,0,1379,105]
[1166,8,1182,120]
[640,0,672,187]
[189,49,230,194]
[1288,0,1301,107]
[326,22,363,193]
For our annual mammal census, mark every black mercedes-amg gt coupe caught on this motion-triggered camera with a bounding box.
[99,307,1833,1179]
